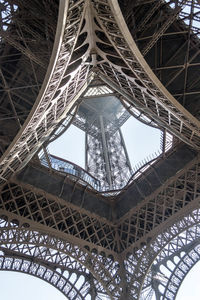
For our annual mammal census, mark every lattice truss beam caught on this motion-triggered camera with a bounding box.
[2,214,200,300]
[1,0,200,184]
[148,238,200,299]
[0,216,120,300]
[124,0,200,117]
[1,154,200,298]
[138,210,200,300]
[86,127,132,191]
[1,1,200,299]
[0,0,55,156]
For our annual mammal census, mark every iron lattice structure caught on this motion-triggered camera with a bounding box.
[73,92,132,190]
[0,0,200,299]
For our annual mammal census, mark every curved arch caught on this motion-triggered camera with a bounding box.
[2,0,200,186]
[157,241,200,299]
[0,215,120,299]
[136,208,200,300]
[0,0,91,183]
[95,0,200,149]
[120,99,158,129]
[47,103,79,144]
[0,253,87,299]
[122,206,200,299]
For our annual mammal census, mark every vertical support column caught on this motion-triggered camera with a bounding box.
[85,117,132,190]
[88,272,97,300]
[99,115,113,189]
[107,128,132,189]
[119,128,132,171]
[85,132,113,189]
[85,132,88,170]
[118,259,130,300]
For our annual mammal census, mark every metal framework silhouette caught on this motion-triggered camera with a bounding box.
[0,0,200,299]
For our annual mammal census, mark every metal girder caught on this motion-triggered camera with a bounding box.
[0,31,46,68]
[0,0,54,159]
[0,0,91,183]
[0,68,21,128]
[0,178,118,253]
[0,248,90,299]
[0,214,119,299]
[142,1,186,56]
[138,209,200,300]
[131,0,200,121]
[136,1,163,33]
[150,239,200,299]
[1,0,200,184]
[86,118,132,191]
[125,207,200,299]
[0,150,200,298]
[1,1,200,299]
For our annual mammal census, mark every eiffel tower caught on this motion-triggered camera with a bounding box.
[1,0,200,299]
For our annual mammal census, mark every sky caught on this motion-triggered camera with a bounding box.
[176,260,200,300]
[148,260,200,300]
[1,114,200,299]
[48,115,162,171]
[0,260,200,299]
[0,271,66,300]
[1,1,199,298]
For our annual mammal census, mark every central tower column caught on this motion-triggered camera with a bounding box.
[99,115,113,189]
[75,92,132,190]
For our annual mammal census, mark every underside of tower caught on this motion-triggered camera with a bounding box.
[0,0,200,299]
